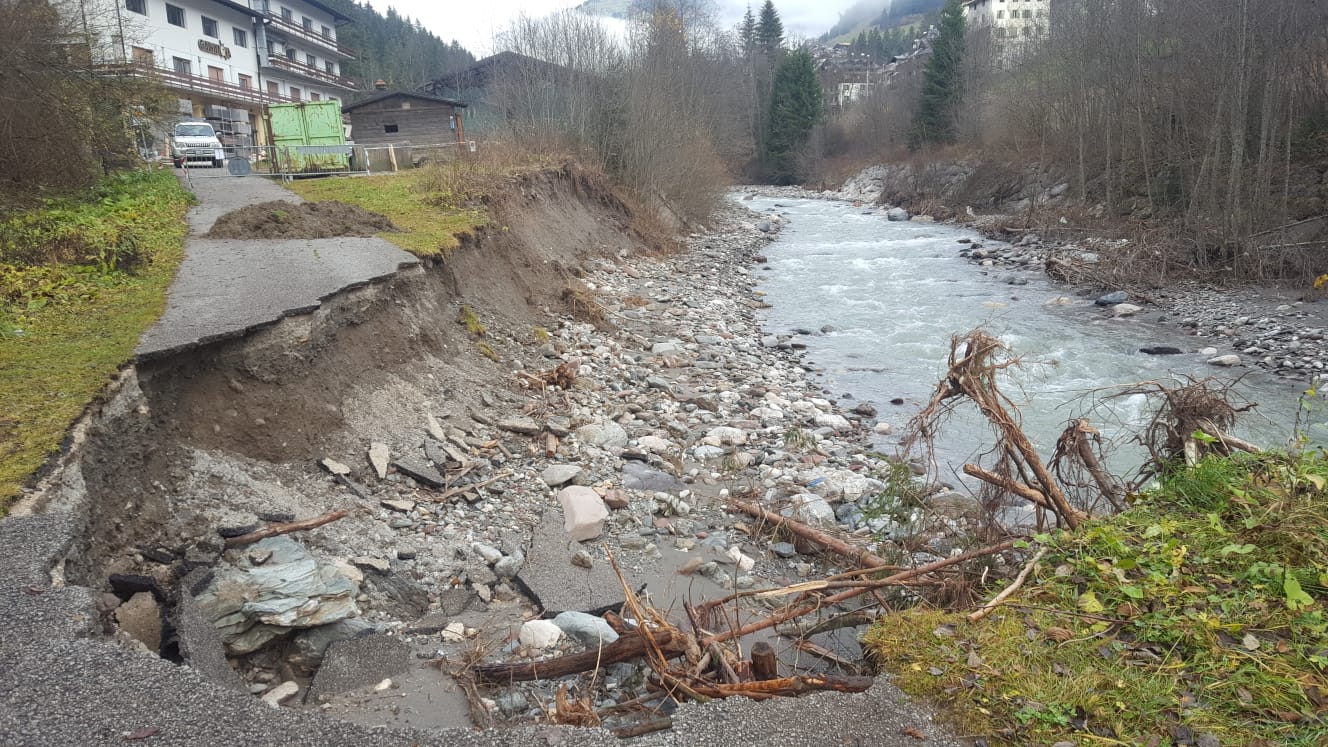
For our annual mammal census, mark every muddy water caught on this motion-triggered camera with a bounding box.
[750,197,1324,477]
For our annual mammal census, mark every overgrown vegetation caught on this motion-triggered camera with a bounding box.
[0,169,192,510]
[865,451,1328,746]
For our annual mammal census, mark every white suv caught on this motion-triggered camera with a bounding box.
[170,121,224,168]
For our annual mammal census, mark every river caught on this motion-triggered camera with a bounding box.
[749,196,1324,485]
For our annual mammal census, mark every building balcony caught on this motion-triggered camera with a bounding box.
[101,62,289,106]
[261,11,356,59]
[264,54,357,91]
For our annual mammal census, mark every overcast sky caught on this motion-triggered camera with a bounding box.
[388,0,853,57]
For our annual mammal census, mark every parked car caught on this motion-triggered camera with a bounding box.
[170,121,224,168]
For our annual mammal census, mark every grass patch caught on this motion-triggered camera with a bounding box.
[864,452,1328,746]
[0,169,192,511]
[287,145,569,258]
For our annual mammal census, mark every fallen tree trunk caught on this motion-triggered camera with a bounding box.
[693,674,874,699]
[729,499,892,568]
[703,539,1015,645]
[473,628,689,683]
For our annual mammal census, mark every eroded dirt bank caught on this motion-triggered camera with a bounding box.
[2,169,983,745]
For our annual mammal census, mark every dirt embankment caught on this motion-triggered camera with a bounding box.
[205,200,399,239]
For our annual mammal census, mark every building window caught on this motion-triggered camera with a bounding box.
[166,4,185,27]
[125,0,145,15]
[324,60,335,74]
[306,54,316,67]
[328,97,337,104]
[996,10,1004,18]
[233,28,247,47]
[321,25,331,38]
[286,47,296,60]
[267,81,280,96]
[310,92,320,101]
[172,56,191,75]
[302,16,312,31]
[238,73,253,89]
[1023,9,1032,18]
[131,46,153,65]
[201,16,218,37]
[384,124,398,133]
[207,66,223,83]
[280,7,292,21]
[290,86,301,100]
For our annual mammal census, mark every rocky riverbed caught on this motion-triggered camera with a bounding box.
[92,195,1007,734]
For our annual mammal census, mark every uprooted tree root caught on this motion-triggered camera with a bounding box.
[905,330,1084,529]
[1115,376,1261,483]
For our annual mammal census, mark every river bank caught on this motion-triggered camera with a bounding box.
[2,168,979,745]
[741,177,1328,389]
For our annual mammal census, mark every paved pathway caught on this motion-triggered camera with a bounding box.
[135,175,418,360]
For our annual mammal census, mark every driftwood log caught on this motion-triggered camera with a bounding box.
[729,499,892,567]
[473,628,689,683]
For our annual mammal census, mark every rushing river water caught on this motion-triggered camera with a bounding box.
[750,196,1324,482]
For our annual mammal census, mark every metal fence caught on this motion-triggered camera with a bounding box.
[354,141,478,174]
[178,144,365,182]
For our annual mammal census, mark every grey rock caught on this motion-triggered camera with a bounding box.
[1095,290,1129,306]
[886,207,909,221]
[319,458,351,476]
[576,421,629,451]
[390,457,445,489]
[352,556,391,575]
[570,550,594,569]
[473,543,504,565]
[114,592,162,653]
[497,416,541,435]
[367,442,390,479]
[771,542,798,558]
[493,554,524,579]
[791,493,835,525]
[541,464,583,487]
[622,461,684,492]
[552,611,620,647]
[290,618,375,672]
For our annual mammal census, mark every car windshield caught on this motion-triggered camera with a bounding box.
[175,124,214,137]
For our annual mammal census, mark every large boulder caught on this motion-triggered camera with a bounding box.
[558,486,610,542]
[195,536,359,655]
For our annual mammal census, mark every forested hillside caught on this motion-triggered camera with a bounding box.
[323,1,475,93]
[820,0,944,41]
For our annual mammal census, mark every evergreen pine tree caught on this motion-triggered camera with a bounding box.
[755,0,784,56]
[739,5,757,55]
[911,0,965,147]
[762,48,822,184]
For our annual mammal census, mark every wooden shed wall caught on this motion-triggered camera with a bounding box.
[347,100,461,146]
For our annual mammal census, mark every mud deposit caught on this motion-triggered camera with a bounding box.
[205,200,398,239]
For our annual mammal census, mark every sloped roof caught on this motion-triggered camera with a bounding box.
[341,90,467,112]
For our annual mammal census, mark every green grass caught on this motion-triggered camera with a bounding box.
[864,452,1328,746]
[287,170,484,257]
[0,169,192,511]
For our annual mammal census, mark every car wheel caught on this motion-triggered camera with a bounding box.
[213,158,223,168]
[173,158,184,168]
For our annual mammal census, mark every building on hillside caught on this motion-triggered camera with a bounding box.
[341,85,467,147]
[421,52,576,138]
[69,0,357,149]
[963,0,1051,63]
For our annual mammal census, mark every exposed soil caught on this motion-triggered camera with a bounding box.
[205,200,398,239]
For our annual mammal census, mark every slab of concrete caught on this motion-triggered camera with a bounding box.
[307,634,411,702]
[519,510,624,615]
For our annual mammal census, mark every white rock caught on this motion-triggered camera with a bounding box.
[873,422,893,435]
[702,426,748,446]
[320,458,350,476]
[576,421,629,451]
[441,622,466,643]
[558,486,610,542]
[814,413,852,431]
[380,499,415,513]
[1110,303,1142,317]
[473,543,504,565]
[1207,354,1242,367]
[726,546,756,572]
[368,442,390,479]
[792,493,835,525]
[637,435,676,454]
[519,619,563,649]
[374,678,393,692]
[426,413,447,442]
[262,681,299,707]
[1199,347,1218,356]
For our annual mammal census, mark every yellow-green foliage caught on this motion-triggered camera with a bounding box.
[0,169,192,511]
[532,326,550,345]
[865,452,1328,747]
[458,305,485,336]
[475,341,499,362]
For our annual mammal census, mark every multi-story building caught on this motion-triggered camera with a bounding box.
[72,0,357,149]
[963,0,1051,63]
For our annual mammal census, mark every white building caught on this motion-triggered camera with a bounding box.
[963,0,1051,61]
[71,0,357,148]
